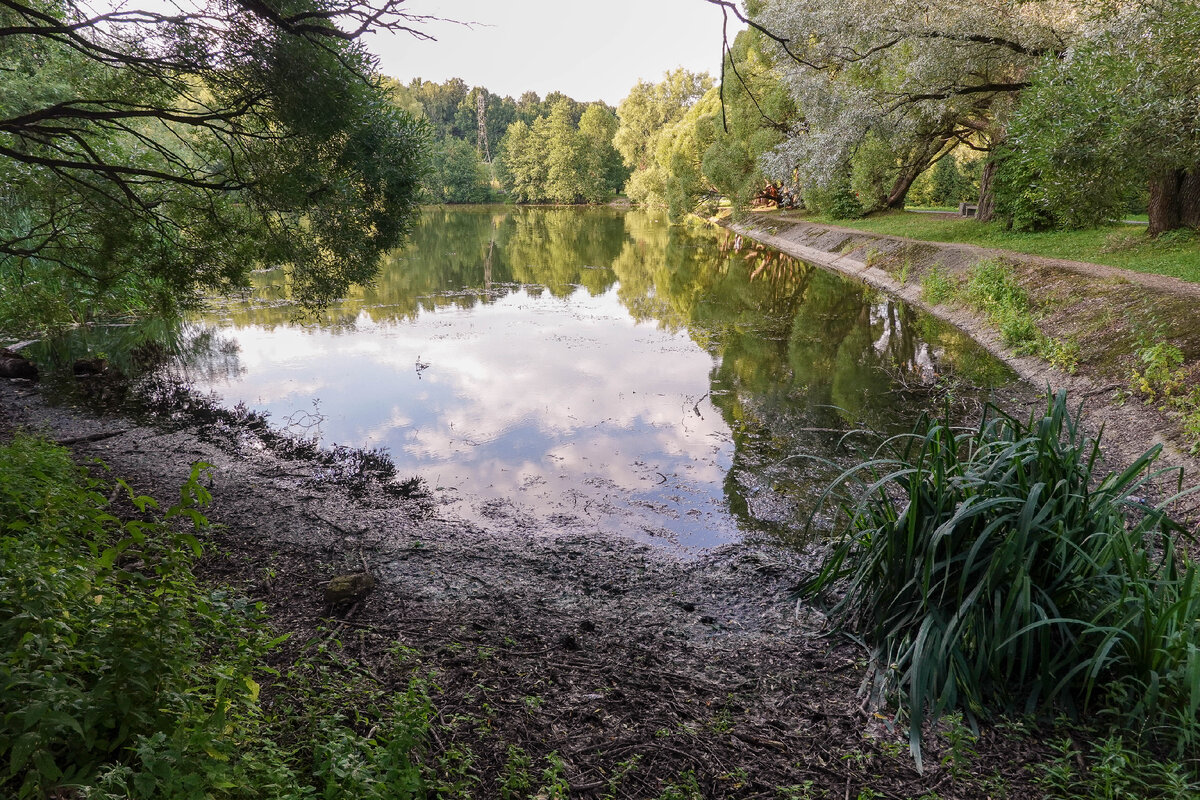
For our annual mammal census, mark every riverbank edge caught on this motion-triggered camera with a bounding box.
[716,214,1200,522]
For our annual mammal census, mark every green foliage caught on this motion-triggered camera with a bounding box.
[616,69,713,207]
[806,175,865,220]
[1131,340,1187,402]
[578,105,629,203]
[423,136,493,204]
[0,0,431,321]
[919,266,957,305]
[1129,337,1200,453]
[683,27,798,217]
[956,259,1078,371]
[1003,1,1200,234]
[654,770,703,800]
[1036,735,1199,800]
[805,392,1200,768]
[0,435,433,798]
[909,155,979,208]
[849,133,900,214]
[964,259,1040,350]
[499,746,533,799]
[496,100,623,204]
[0,437,264,797]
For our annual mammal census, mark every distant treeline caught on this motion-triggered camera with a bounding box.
[385,78,627,205]
[399,0,1200,238]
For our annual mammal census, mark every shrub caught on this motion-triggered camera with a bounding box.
[805,392,1199,768]
[0,435,432,798]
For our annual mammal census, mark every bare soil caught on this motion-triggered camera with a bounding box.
[0,375,1052,798]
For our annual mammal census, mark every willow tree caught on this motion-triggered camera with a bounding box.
[614,68,713,206]
[0,0,430,327]
[741,0,1077,216]
[1003,0,1200,234]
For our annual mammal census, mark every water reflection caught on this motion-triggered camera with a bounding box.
[191,207,1014,549]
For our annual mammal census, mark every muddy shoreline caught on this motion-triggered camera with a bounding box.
[1,374,1048,796]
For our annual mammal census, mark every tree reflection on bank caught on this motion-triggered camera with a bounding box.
[191,207,1013,546]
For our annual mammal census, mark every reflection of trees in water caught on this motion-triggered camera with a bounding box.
[212,207,629,328]
[190,206,1010,537]
[158,324,245,385]
[608,217,1010,536]
[30,316,242,386]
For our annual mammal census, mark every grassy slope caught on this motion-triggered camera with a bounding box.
[773,210,1200,284]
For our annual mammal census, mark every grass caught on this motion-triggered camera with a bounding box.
[920,258,1080,373]
[804,391,1200,771]
[773,209,1200,283]
[1129,337,1200,453]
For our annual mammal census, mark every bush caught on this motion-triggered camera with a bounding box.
[0,435,432,798]
[805,392,1200,768]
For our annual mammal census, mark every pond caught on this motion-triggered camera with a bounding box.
[182,206,1014,550]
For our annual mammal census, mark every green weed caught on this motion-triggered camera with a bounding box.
[1129,337,1200,452]
[1036,735,1199,799]
[919,266,957,305]
[655,770,704,800]
[0,434,434,800]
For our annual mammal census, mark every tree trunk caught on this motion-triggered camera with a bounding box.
[1148,167,1200,235]
[977,160,998,223]
[885,168,921,210]
[1180,169,1200,229]
[885,133,952,210]
[1148,170,1182,235]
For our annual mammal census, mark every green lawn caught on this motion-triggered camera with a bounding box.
[768,210,1200,284]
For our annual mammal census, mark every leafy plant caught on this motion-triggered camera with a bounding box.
[804,392,1199,768]
[0,435,435,799]
[1131,340,1186,401]
[919,266,957,305]
[1036,735,1199,800]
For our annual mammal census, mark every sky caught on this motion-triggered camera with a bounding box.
[367,0,741,106]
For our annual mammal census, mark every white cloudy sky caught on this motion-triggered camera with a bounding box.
[367,0,740,105]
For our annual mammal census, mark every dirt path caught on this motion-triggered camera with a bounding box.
[0,376,1048,798]
[726,217,1200,529]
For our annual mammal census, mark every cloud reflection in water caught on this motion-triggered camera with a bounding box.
[201,285,739,548]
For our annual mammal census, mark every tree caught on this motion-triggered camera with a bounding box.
[0,0,430,322]
[495,98,618,205]
[740,0,1076,215]
[697,24,796,215]
[577,104,627,203]
[615,69,712,171]
[424,136,491,204]
[1001,0,1200,234]
[615,68,713,205]
[408,77,470,139]
[496,119,548,202]
[543,99,583,203]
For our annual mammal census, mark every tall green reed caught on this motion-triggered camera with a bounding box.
[805,391,1199,769]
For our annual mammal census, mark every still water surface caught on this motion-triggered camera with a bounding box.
[188,207,1014,549]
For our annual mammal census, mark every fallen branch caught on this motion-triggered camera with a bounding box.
[56,428,130,445]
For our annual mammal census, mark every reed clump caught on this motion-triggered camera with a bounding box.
[806,391,1200,768]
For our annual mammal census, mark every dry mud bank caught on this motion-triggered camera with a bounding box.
[726,214,1200,527]
[0,376,1048,797]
